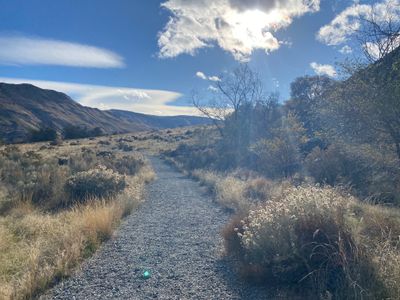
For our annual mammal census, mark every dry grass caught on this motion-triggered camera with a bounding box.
[220,184,400,299]
[0,136,155,300]
[191,170,250,212]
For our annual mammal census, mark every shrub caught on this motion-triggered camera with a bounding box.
[165,143,220,170]
[68,149,98,173]
[118,142,133,152]
[111,156,145,175]
[215,176,249,212]
[0,186,12,214]
[98,140,111,146]
[226,186,384,298]
[63,126,103,140]
[65,166,126,202]
[250,137,301,178]
[29,127,58,142]
[305,144,400,204]
[0,150,68,209]
[243,177,273,202]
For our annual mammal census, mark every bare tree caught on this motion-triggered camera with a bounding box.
[355,0,400,62]
[192,64,263,136]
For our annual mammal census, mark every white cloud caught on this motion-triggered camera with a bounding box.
[0,35,125,68]
[317,0,400,49]
[208,75,221,82]
[208,85,218,92]
[158,0,320,61]
[339,45,353,54]
[196,71,207,80]
[310,62,337,77]
[196,71,221,82]
[0,77,202,116]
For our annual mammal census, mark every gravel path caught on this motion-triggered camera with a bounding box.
[42,157,273,299]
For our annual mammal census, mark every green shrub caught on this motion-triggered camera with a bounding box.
[250,137,301,178]
[63,126,103,140]
[305,144,400,204]
[29,127,58,142]
[226,186,385,298]
[65,166,126,202]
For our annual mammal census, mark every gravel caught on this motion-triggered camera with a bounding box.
[41,157,274,299]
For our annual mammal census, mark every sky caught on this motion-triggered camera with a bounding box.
[0,0,397,116]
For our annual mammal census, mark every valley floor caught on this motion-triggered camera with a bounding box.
[41,157,279,299]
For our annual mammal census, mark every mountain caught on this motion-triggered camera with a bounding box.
[108,109,211,129]
[0,83,210,143]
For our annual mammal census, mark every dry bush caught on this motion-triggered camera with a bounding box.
[0,185,12,214]
[0,149,69,210]
[68,149,98,173]
[191,170,249,212]
[111,155,145,175]
[243,177,273,202]
[373,239,400,299]
[118,142,133,152]
[225,185,387,298]
[355,204,400,299]
[214,177,249,212]
[65,166,126,202]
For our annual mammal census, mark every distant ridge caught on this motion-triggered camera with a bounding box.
[0,83,210,143]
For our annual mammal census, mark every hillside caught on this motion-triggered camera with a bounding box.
[0,83,210,143]
[108,109,211,129]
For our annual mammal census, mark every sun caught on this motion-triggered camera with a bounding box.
[227,9,283,50]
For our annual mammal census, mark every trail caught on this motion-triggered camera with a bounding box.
[42,157,272,299]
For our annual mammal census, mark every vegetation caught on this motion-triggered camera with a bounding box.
[65,166,126,201]
[29,127,58,142]
[158,47,400,298]
[0,137,154,299]
[63,125,104,140]
[224,185,399,299]
[0,15,399,299]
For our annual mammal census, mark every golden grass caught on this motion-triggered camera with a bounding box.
[0,139,155,300]
[191,170,248,211]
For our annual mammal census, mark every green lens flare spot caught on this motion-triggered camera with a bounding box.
[143,270,151,279]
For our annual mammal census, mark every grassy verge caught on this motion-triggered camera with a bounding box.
[0,138,154,299]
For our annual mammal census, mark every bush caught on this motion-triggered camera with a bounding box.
[305,144,400,204]
[65,166,126,202]
[250,137,301,178]
[29,127,58,142]
[111,156,145,175]
[226,186,384,298]
[0,150,68,209]
[118,142,133,152]
[0,186,12,214]
[304,144,366,187]
[165,143,220,170]
[243,177,273,202]
[63,126,104,140]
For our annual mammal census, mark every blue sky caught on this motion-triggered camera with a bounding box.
[0,0,392,115]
